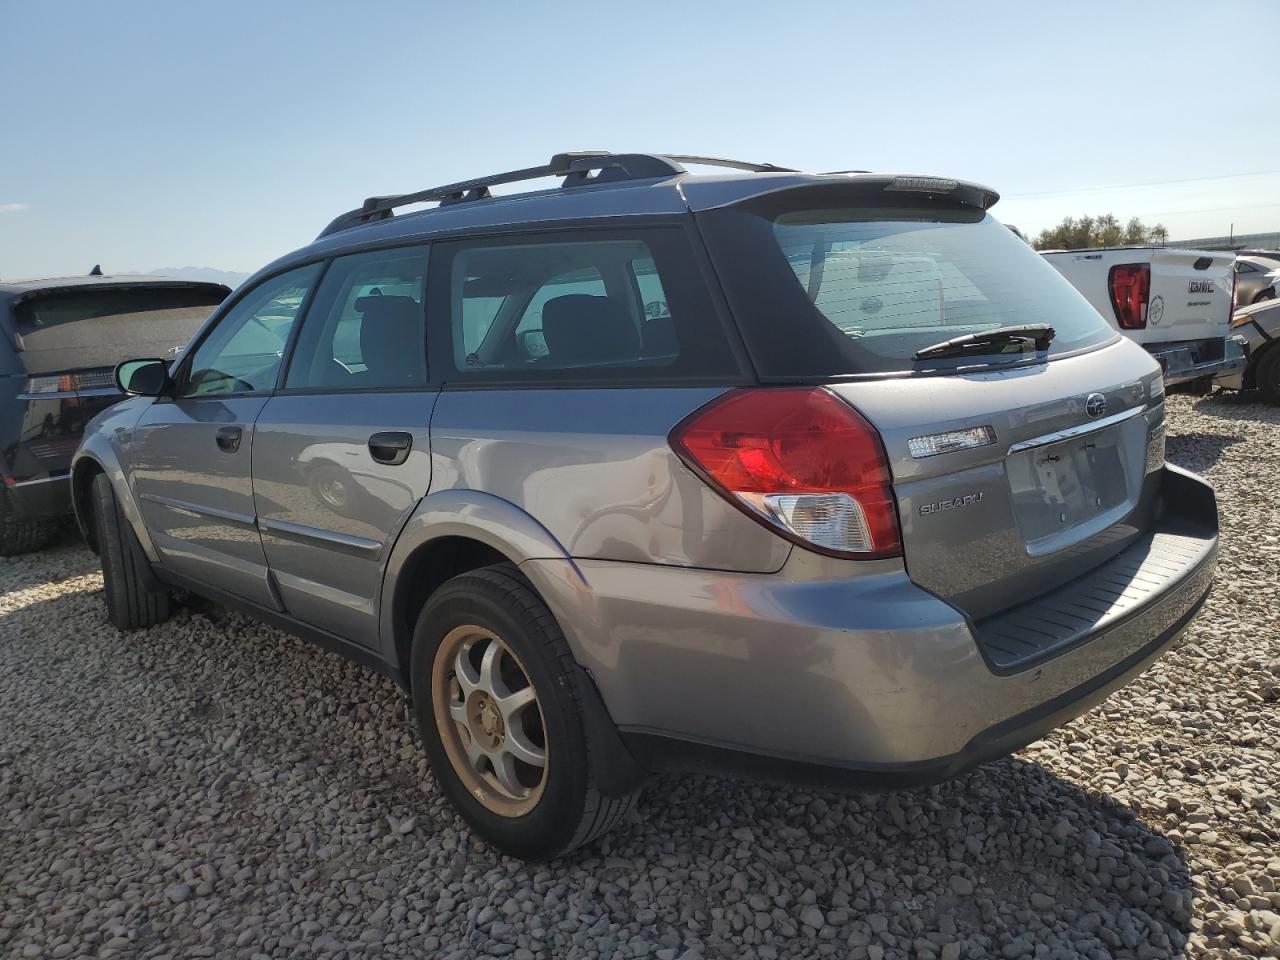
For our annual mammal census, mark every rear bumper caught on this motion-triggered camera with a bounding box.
[1218,327,1271,390]
[622,584,1207,789]
[523,465,1217,780]
[1148,336,1246,386]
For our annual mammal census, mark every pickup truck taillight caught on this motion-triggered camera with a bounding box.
[669,387,902,559]
[1108,263,1150,330]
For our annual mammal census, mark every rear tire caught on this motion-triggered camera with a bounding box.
[92,473,170,630]
[1252,289,1275,304]
[410,563,637,860]
[0,515,56,556]
[1255,347,1280,404]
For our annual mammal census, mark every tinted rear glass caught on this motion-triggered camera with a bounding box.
[13,285,227,375]
[700,201,1117,379]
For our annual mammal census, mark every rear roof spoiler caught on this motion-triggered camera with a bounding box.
[680,173,1000,213]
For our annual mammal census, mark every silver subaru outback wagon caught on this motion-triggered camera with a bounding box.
[72,152,1219,859]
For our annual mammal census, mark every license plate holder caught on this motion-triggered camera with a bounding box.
[1007,425,1130,550]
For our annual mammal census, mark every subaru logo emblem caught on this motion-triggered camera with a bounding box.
[1085,393,1107,418]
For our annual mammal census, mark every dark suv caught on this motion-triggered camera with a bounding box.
[75,153,1217,859]
[0,274,228,552]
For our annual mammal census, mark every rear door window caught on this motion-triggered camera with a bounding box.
[429,228,741,383]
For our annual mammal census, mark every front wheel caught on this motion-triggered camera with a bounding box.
[411,564,636,859]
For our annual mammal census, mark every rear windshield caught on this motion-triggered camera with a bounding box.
[700,202,1117,379]
[12,285,227,374]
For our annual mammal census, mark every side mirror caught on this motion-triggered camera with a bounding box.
[115,358,170,397]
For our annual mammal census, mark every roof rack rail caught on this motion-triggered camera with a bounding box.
[660,154,795,174]
[317,151,795,239]
[318,152,679,239]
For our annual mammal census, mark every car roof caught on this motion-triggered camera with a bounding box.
[254,153,998,284]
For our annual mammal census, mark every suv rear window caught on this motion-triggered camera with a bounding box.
[12,285,228,375]
[429,228,741,384]
[700,202,1117,379]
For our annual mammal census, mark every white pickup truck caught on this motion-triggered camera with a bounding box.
[1041,246,1246,387]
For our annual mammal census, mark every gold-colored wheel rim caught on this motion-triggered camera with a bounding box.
[431,624,548,817]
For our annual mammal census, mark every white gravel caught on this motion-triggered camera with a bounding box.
[1,392,1277,960]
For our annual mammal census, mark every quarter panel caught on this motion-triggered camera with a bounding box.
[428,387,792,573]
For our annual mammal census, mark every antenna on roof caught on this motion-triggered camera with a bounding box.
[88,264,103,276]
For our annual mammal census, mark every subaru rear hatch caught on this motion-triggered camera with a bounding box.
[690,175,1168,623]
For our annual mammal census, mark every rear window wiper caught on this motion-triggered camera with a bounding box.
[913,324,1056,361]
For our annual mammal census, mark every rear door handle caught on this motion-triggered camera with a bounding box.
[368,431,412,466]
[215,426,242,453]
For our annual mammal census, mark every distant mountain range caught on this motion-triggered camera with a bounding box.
[140,266,251,288]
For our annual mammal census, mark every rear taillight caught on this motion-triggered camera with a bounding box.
[24,374,74,394]
[669,387,901,559]
[24,369,116,394]
[1108,263,1150,329]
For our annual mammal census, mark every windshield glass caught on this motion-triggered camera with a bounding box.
[768,209,1115,372]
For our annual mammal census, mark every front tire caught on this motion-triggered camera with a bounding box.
[92,473,171,630]
[410,563,636,859]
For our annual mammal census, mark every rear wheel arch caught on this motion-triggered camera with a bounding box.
[391,535,510,682]
[382,490,579,681]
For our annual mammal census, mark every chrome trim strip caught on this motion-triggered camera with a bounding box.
[1007,405,1146,455]
[138,492,257,528]
[9,474,70,487]
[258,516,383,555]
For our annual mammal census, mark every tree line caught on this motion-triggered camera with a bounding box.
[1032,214,1168,250]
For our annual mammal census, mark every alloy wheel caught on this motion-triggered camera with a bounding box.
[431,624,548,817]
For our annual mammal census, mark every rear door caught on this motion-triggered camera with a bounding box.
[130,265,321,606]
[251,246,434,646]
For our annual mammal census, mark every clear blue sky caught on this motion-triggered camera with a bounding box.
[2,0,1278,280]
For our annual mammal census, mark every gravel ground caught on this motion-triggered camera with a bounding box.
[1,392,1277,960]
